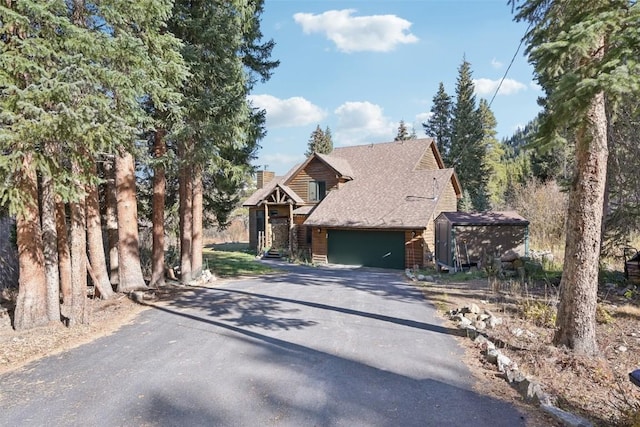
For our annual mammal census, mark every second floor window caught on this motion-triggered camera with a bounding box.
[309,181,326,202]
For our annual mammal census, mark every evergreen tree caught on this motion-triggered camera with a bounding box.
[395,120,412,141]
[323,126,334,151]
[168,0,277,282]
[1,0,274,328]
[305,125,333,156]
[458,190,473,213]
[479,99,506,208]
[0,0,186,327]
[501,115,573,186]
[101,0,185,293]
[423,82,453,163]
[450,58,486,211]
[511,0,640,355]
[530,143,572,184]
[0,0,98,328]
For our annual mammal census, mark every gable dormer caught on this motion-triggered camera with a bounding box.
[285,153,352,204]
[415,139,447,170]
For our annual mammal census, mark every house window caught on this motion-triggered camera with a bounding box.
[256,211,265,232]
[309,181,326,202]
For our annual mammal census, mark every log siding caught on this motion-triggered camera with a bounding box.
[287,158,340,203]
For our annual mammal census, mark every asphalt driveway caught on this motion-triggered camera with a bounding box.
[0,262,525,426]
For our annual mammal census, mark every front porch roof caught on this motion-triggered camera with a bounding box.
[258,183,304,206]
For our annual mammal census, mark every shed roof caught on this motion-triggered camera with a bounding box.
[437,211,529,226]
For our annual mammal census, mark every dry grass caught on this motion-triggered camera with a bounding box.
[615,304,640,319]
[423,274,640,427]
[0,296,146,375]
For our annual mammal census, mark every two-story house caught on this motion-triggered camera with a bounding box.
[243,138,462,269]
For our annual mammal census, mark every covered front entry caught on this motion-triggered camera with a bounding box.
[327,230,405,269]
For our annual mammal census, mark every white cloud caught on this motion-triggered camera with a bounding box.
[333,101,395,145]
[473,78,527,96]
[529,80,543,91]
[415,112,433,125]
[248,94,326,128]
[491,58,503,69]
[409,112,432,137]
[293,9,418,53]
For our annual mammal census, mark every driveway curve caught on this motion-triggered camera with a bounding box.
[0,262,525,426]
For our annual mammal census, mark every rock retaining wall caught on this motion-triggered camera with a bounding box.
[447,304,593,427]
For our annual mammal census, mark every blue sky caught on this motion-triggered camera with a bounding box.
[249,0,542,176]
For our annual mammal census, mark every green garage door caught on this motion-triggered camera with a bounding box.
[328,230,405,269]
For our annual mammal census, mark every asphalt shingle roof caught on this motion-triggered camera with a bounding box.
[437,211,529,226]
[314,152,355,179]
[305,138,457,229]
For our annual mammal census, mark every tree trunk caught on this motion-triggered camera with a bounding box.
[179,142,192,284]
[150,129,167,288]
[69,162,88,326]
[601,98,615,250]
[103,157,119,285]
[86,160,114,299]
[553,90,608,356]
[191,165,203,279]
[115,151,147,292]
[41,160,60,323]
[13,153,49,331]
[56,200,72,319]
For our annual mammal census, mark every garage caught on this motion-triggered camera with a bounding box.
[327,230,405,269]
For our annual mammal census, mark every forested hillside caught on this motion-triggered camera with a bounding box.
[424,58,639,258]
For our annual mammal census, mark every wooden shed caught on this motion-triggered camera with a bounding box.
[625,249,640,284]
[435,211,530,271]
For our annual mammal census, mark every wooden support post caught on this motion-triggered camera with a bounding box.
[264,203,269,248]
[289,203,294,255]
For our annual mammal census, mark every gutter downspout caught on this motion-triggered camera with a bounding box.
[451,228,457,272]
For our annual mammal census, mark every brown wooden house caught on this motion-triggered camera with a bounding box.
[243,138,462,269]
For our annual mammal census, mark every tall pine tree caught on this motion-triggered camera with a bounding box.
[0,0,186,328]
[169,0,277,282]
[511,0,640,355]
[479,99,506,208]
[450,58,487,211]
[423,82,453,164]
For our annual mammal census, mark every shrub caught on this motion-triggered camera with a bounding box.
[596,304,614,324]
[519,299,556,327]
[506,179,568,249]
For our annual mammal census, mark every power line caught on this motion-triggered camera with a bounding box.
[488,24,531,108]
